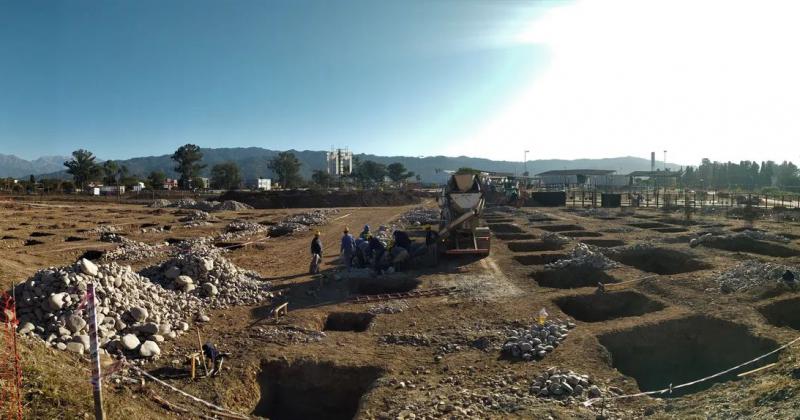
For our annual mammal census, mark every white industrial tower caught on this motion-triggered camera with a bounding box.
[326,147,353,176]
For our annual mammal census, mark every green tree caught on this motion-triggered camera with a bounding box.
[147,171,166,190]
[102,160,119,185]
[268,152,303,188]
[387,162,415,183]
[171,144,206,189]
[210,161,242,190]
[356,160,387,184]
[64,149,101,189]
[311,169,333,188]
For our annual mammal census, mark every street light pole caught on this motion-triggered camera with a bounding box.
[523,150,529,175]
[663,150,667,170]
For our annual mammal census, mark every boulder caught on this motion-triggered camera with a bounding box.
[121,334,141,351]
[65,314,87,333]
[139,322,159,335]
[164,266,181,279]
[18,322,35,335]
[202,283,218,297]
[79,258,98,276]
[46,292,67,311]
[175,275,194,287]
[139,340,161,358]
[66,342,84,354]
[129,307,148,322]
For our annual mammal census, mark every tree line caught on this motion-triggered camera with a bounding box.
[677,159,800,191]
[7,144,420,193]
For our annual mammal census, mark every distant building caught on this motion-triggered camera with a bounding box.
[327,148,353,176]
[100,185,125,195]
[198,177,210,189]
[132,182,145,192]
[163,179,179,190]
[536,169,621,188]
[246,178,272,191]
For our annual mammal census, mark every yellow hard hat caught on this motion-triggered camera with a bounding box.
[315,231,321,236]
[344,226,349,233]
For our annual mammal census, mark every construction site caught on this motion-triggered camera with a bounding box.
[1,171,799,419]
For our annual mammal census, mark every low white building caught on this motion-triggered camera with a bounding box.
[247,178,272,190]
[132,182,145,192]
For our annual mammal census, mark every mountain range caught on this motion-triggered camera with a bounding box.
[0,148,683,183]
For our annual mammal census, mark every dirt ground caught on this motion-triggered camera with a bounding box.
[2,198,800,419]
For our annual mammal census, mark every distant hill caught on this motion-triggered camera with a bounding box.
[0,154,72,178]
[9,148,682,183]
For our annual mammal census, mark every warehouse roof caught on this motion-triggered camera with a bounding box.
[628,171,682,177]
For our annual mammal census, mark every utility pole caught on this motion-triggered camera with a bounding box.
[523,150,530,188]
[663,150,667,171]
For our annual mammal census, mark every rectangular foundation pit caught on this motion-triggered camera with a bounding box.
[532,266,620,288]
[607,247,711,275]
[535,224,585,232]
[324,312,375,332]
[555,291,664,322]
[561,231,603,238]
[759,298,800,331]
[488,223,525,233]
[506,241,564,252]
[580,239,625,247]
[514,253,568,266]
[599,316,779,397]
[253,359,382,420]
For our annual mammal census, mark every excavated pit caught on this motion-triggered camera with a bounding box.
[488,223,525,233]
[514,253,568,266]
[608,248,711,275]
[778,232,800,240]
[759,298,800,331]
[627,222,671,229]
[495,233,535,241]
[253,359,382,420]
[580,239,626,247]
[535,224,585,232]
[529,216,557,222]
[2,235,18,240]
[485,218,514,223]
[324,312,376,332]
[561,231,603,238]
[78,250,104,261]
[701,237,800,257]
[506,241,564,252]
[731,227,766,233]
[24,239,44,246]
[353,276,421,295]
[64,236,87,242]
[651,227,689,233]
[532,266,620,288]
[555,291,664,322]
[29,231,55,237]
[599,316,779,397]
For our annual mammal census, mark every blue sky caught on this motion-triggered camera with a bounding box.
[0,0,556,161]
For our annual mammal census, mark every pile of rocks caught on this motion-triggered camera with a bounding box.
[714,260,799,293]
[691,230,790,248]
[545,244,618,270]
[575,208,611,219]
[284,209,339,226]
[529,367,601,400]
[140,247,272,307]
[89,225,121,234]
[14,258,202,358]
[381,332,433,347]
[398,207,440,226]
[501,319,575,361]
[225,220,269,234]
[269,222,309,237]
[541,232,570,246]
[216,200,254,211]
[154,199,254,212]
[148,199,173,208]
[100,234,166,261]
[368,300,409,315]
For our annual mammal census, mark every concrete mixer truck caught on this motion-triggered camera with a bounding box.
[438,173,491,255]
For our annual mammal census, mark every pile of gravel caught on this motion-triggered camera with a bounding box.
[368,300,410,315]
[100,234,167,261]
[715,260,798,293]
[14,258,203,359]
[502,319,575,361]
[216,200,254,211]
[148,199,173,208]
[398,207,440,226]
[225,219,269,234]
[140,246,272,307]
[284,209,340,226]
[546,244,618,270]
[89,225,120,234]
[161,199,253,212]
[541,232,570,246]
[529,367,602,400]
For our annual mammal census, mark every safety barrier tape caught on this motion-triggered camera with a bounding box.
[582,335,800,407]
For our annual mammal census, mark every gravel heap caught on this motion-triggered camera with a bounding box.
[148,199,173,208]
[398,207,440,226]
[714,260,799,293]
[14,258,203,359]
[269,222,309,237]
[502,319,575,361]
[575,208,611,218]
[140,246,272,307]
[225,219,269,234]
[529,367,602,400]
[368,300,409,315]
[89,225,121,234]
[541,232,570,246]
[177,209,212,222]
[216,200,254,211]
[691,230,791,248]
[546,244,618,270]
[100,233,167,261]
[284,209,340,226]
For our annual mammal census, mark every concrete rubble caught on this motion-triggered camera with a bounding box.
[100,233,166,261]
[148,199,254,212]
[502,319,575,361]
[546,244,618,270]
[398,207,440,226]
[541,232,570,246]
[714,260,799,293]
[368,300,410,315]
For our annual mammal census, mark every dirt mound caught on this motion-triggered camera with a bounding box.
[219,190,420,209]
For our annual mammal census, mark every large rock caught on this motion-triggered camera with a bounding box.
[129,307,148,322]
[175,275,194,287]
[74,334,91,351]
[46,292,68,311]
[79,258,98,276]
[121,334,141,351]
[202,283,218,297]
[18,322,35,335]
[139,322,159,335]
[65,314,87,333]
[66,342,84,354]
[139,340,161,358]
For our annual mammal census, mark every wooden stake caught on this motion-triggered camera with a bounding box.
[197,329,208,377]
[88,284,106,420]
[737,363,777,378]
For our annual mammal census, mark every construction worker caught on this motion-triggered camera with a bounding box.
[310,231,323,274]
[202,341,230,377]
[359,224,371,240]
[393,230,412,251]
[368,235,386,272]
[425,225,439,265]
[340,227,356,271]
